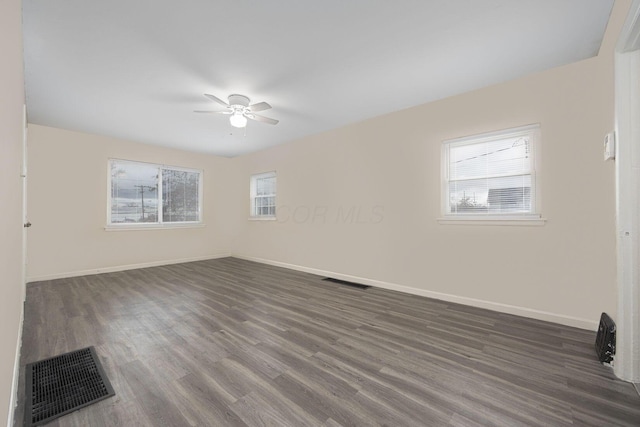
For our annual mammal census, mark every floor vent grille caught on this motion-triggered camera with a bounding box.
[322,277,371,290]
[25,346,115,426]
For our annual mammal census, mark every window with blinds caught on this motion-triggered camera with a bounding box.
[442,124,540,218]
[250,171,277,219]
[109,159,202,226]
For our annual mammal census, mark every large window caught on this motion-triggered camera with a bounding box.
[250,171,276,219]
[109,159,202,227]
[442,124,540,219]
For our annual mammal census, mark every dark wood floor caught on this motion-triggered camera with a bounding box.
[14,257,640,426]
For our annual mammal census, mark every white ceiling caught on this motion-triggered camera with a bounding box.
[23,0,614,157]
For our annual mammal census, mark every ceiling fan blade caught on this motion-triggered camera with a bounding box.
[249,102,271,112]
[204,93,229,107]
[247,113,279,125]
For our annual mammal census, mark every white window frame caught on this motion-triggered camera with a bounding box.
[249,171,277,220]
[439,124,545,225]
[106,159,204,230]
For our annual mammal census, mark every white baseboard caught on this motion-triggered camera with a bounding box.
[25,252,598,331]
[8,298,25,427]
[26,253,232,283]
[233,254,598,331]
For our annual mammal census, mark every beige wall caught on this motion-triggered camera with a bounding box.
[26,125,233,280]
[0,0,25,424]
[226,4,628,329]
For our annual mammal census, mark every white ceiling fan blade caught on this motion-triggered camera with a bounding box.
[204,93,229,107]
[247,113,279,125]
[249,102,271,112]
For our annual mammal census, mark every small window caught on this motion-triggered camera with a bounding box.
[442,124,540,219]
[109,159,202,227]
[250,171,276,219]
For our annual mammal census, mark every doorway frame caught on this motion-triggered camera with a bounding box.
[615,0,640,383]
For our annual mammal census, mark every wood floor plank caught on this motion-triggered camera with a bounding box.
[119,360,191,426]
[273,371,377,427]
[272,374,338,424]
[172,374,248,427]
[14,257,640,426]
[230,390,323,427]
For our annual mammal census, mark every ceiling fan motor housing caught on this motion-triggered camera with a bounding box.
[228,94,250,108]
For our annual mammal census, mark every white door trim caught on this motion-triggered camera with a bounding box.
[21,107,27,301]
[615,0,640,383]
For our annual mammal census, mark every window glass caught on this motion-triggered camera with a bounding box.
[109,160,202,226]
[443,125,539,217]
[163,169,200,222]
[110,162,159,223]
[250,172,276,218]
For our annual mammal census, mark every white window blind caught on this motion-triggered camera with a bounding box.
[250,171,276,218]
[442,124,539,217]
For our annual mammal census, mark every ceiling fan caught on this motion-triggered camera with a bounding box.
[195,94,279,128]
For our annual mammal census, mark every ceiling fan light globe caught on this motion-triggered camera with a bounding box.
[230,113,247,128]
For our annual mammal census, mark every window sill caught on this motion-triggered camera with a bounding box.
[105,223,206,231]
[248,216,277,221]
[437,216,546,226]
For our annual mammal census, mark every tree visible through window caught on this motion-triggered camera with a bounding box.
[109,160,202,225]
[442,124,539,217]
[163,169,200,222]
